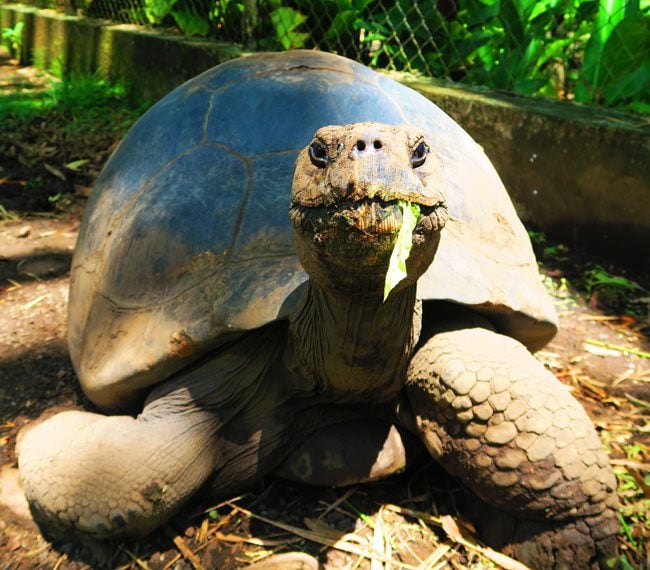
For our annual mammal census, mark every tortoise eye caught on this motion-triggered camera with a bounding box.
[411,141,429,168]
[309,141,329,168]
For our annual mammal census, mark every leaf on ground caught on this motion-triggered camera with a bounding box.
[43,163,65,180]
[64,159,89,171]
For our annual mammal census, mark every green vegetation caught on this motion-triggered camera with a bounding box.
[9,0,647,109]
[1,72,142,122]
[2,21,24,59]
[528,229,648,314]
[126,0,649,111]
[0,72,149,213]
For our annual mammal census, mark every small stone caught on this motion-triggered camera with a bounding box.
[464,438,481,451]
[526,436,555,462]
[16,225,31,238]
[469,381,491,404]
[485,422,517,445]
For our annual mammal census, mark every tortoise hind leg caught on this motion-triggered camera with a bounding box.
[405,313,619,569]
[275,416,423,486]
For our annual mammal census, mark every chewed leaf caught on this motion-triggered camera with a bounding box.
[383,201,420,302]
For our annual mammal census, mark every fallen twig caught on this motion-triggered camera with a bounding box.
[384,505,531,570]
[584,338,650,359]
[164,526,206,570]
[120,548,152,570]
[19,293,50,311]
[318,487,358,518]
[228,502,418,569]
[625,393,650,410]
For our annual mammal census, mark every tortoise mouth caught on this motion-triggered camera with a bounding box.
[290,197,446,237]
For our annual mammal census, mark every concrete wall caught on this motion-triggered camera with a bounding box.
[400,77,650,269]
[2,4,649,268]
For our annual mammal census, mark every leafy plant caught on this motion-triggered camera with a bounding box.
[0,203,20,221]
[2,22,24,59]
[142,0,210,36]
[0,72,149,212]
[268,5,309,49]
[583,265,644,295]
[35,0,650,110]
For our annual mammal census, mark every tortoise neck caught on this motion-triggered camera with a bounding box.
[285,281,421,402]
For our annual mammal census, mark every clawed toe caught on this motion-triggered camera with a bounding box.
[464,497,620,570]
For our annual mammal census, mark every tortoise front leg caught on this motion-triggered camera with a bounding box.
[406,316,620,569]
[18,324,290,539]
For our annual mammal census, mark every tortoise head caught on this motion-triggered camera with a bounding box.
[290,122,448,295]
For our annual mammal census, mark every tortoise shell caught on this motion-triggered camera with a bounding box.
[68,50,557,409]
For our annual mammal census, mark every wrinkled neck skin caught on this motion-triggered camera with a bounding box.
[285,281,422,403]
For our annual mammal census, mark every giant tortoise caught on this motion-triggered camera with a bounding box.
[18,50,619,568]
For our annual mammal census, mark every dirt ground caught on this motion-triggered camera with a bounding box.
[0,54,648,570]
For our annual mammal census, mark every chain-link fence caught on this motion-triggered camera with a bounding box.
[5,0,650,110]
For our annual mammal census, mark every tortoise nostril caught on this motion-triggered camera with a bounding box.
[355,140,366,152]
[373,140,382,149]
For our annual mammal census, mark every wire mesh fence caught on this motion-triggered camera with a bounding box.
[4,0,650,110]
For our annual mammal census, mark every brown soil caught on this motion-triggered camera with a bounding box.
[0,55,648,570]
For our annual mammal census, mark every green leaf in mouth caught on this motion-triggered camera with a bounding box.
[383,200,420,302]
